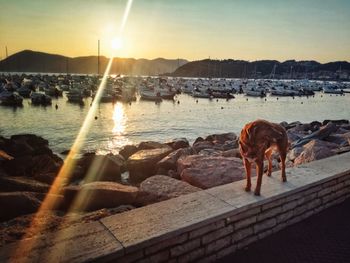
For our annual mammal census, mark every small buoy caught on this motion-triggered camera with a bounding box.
[216,99,219,102]
[95,116,98,120]
[301,102,303,104]
[221,106,224,109]
[321,95,323,97]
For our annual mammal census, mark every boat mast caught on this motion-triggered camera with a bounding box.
[97,39,100,76]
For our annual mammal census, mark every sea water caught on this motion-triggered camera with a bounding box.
[1,93,349,154]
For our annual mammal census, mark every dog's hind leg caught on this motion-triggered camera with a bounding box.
[279,149,287,182]
[254,160,264,196]
[243,158,252,192]
[265,148,273,177]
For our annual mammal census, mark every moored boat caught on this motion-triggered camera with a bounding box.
[0,90,23,106]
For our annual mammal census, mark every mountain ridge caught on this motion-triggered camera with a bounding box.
[0,50,188,75]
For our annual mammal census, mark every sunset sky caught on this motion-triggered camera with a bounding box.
[0,0,349,62]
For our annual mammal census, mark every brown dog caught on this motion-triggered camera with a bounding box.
[239,119,289,196]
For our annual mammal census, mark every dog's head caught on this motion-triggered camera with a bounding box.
[239,122,268,161]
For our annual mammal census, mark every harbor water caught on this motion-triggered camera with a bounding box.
[1,92,350,154]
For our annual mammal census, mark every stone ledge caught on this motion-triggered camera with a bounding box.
[1,152,350,262]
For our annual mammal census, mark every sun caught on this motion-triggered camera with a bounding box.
[111,37,123,50]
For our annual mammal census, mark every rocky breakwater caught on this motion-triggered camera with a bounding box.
[283,119,350,166]
[1,120,349,247]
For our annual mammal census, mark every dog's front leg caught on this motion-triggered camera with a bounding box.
[254,159,264,196]
[243,158,252,192]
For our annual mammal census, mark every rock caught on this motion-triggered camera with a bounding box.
[137,141,169,151]
[7,134,52,157]
[198,148,222,156]
[60,149,70,155]
[62,182,138,212]
[2,153,63,177]
[287,147,304,161]
[165,138,190,150]
[333,146,350,155]
[205,133,237,143]
[156,147,194,173]
[136,175,201,205]
[179,156,245,189]
[0,192,41,221]
[292,122,339,148]
[34,172,58,185]
[279,121,288,129]
[119,145,138,160]
[324,134,350,147]
[221,148,241,158]
[340,124,350,131]
[284,121,302,130]
[289,123,312,133]
[76,153,125,183]
[309,121,322,132]
[294,139,339,165]
[323,119,349,126]
[287,130,302,142]
[127,146,173,183]
[194,137,204,144]
[192,141,214,153]
[227,140,239,149]
[0,176,50,193]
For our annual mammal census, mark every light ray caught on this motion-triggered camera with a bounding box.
[11,0,134,260]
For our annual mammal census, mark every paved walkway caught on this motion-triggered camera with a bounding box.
[219,198,350,263]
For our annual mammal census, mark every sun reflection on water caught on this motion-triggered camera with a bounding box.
[112,102,126,134]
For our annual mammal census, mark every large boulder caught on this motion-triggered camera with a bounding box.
[136,175,201,205]
[76,153,125,183]
[0,192,41,221]
[294,139,339,165]
[178,156,245,189]
[62,182,138,212]
[0,134,51,158]
[292,122,339,148]
[127,146,173,183]
[156,147,194,174]
[2,154,63,177]
[0,176,50,193]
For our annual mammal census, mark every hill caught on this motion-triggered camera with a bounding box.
[0,50,188,75]
[170,59,350,80]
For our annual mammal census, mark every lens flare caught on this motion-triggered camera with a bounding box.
[10,0,134,260]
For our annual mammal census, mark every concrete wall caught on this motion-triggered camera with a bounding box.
[1,152,350,263]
